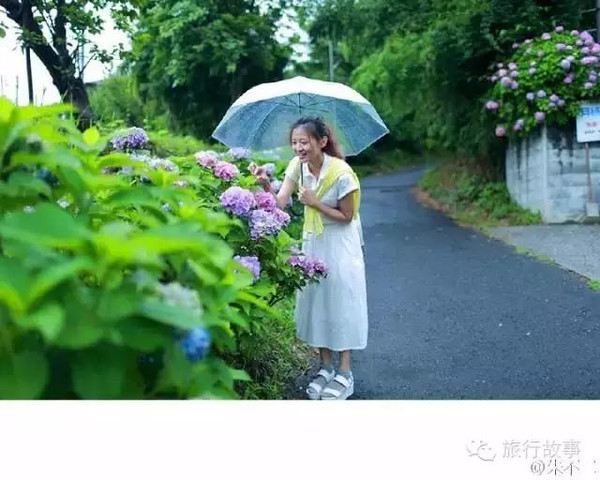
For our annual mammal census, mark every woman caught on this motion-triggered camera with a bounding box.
[251,116,368,400]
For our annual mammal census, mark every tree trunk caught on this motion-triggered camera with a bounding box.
[1,0,94,130]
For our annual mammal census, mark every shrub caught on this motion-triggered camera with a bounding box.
[486,27,600,138]
[0,98,323,399]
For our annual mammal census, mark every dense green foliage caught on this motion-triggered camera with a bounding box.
[128,0,291,138]
[0,98,318,399]
[300,0,592,175]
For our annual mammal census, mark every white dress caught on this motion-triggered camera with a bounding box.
[285,153,368,351]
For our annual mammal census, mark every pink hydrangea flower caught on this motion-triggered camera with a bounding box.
[495,126,507,137]
[254,191,278,210]
[485,100,499,111]
[213,160,240,181]
[195,150,220,169]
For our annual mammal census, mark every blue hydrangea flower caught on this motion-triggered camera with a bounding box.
[179,327,211,362]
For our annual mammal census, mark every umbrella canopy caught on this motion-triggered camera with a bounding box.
[212,76,389,157]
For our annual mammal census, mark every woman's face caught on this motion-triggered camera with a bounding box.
[291,127,327,163]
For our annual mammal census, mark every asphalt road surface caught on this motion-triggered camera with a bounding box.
[352,166,600,399]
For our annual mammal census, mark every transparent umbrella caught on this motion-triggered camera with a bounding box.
[212,76,389,157]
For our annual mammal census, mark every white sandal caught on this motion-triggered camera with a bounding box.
[321,373,354,400]
[306,368,336,400]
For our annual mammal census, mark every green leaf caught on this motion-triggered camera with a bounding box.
[71,346,126,399]
[139,298,202,330]
[117,318,170,351]
[82,126,100,146]
[0,203,91,249]
[15,303,65,342]
[0,351,49,399]
[0,257,29,314]
[156,343,193,394]
[26,257,94,306]
[229,367,251,382]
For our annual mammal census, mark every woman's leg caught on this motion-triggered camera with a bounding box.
[320,348,333,367]
[338,350,351,373]
[320,350,354,400]
[306,348,335,398]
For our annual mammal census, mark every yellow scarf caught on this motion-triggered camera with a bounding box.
[300,156,361,236]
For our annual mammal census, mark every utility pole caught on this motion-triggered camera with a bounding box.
[597,0,600,40]
[328,23,336,82]
[22,0,34,104]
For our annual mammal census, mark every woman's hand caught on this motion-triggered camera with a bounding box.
[249,162,270,190]
[298,186,319,207]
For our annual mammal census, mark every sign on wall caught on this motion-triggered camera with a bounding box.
[576,103,600,143]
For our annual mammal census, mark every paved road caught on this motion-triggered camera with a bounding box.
[352,166,600,399]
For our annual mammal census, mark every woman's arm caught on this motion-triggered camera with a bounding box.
[299,187,355,223]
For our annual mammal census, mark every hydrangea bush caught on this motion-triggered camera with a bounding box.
[486,27,600,138]
[0,99,326,399]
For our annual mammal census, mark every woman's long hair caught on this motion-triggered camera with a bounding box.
[289,116,345,159]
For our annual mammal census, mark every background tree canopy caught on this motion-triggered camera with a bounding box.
[128,0,291,138]
[297,0,593,175]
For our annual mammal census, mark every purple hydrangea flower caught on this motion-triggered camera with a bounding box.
[254,191,278,210]
[571,30,580,36]
[213,160,240,181]
[592,44,600,54]
[541,33,551,40]
[585,82,594,89]
[556,43,566,51]
[526,92,535,101]
[557,99,566,107]
[233,255,261,281]
[567,55,575,62]
[508,62,518,71]
[513,119,525,132]
[220,186,256,217]
[560,59,571,70]
[248,208,290,239]
[576,40,584,46]
[510,71,519,78]
[495,126,506,137]
[564,74,574,84]
[529,67,537,75]
[549,94,560,103]
[485,100,499,111]
[195,150,220,169]
[490,75,498,82]
[111,127,149,151]
[555,26,564,33]
[179,327,211,362]
[228,147,252,160]
[512,42,520,49]
[288,254,329,279]
[582,56,599,66]
[498,68,508,77]
[535,112,546,123]
[537,90,547,98]
[510,81,519,90]
[501,77,512,87]
[582,46,591,55]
